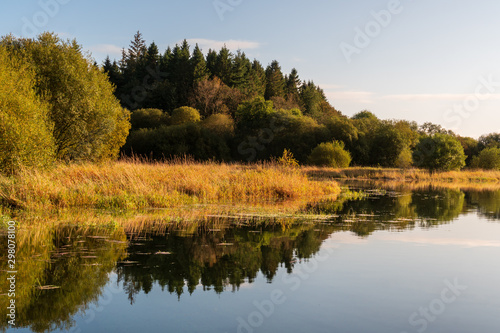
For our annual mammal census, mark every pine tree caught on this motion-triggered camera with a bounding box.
[169,40,192,106]
[206,49,218,77]
[191,44,210,83]
[248,60,266,97]
[299,81,327,117]
[215,46,233,85]
[145,42,160,67]
[128,31,147,63]
[230,50,250,91]
[286,68,301,97]
[102,56,121,87]
[264,60,285,100]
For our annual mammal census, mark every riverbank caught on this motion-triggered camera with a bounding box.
[0,160,340,214]
[304,167,500,183]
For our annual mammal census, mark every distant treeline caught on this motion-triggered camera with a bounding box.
[1,31,500,175]
[106,32,500,171]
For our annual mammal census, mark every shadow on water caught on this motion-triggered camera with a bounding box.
[1,184,500,332]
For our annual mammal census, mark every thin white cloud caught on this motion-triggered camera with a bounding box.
[382,93,500,101]
[88,44,123,56]
[185,38,261,51]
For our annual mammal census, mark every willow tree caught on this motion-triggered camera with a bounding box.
[0,45,55,173]
[1,33,130,162]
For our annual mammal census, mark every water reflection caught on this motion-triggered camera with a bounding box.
[1,185,500,332]
[0,226,127,333]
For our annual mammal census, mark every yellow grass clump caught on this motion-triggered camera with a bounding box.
[0,160,340,212]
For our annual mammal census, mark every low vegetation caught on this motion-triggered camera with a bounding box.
[304,167,500,184]
[0,159,340,212]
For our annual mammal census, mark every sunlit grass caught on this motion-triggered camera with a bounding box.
[0,159,340,215]
[303,167,500,189]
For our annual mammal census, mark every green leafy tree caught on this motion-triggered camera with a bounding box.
[307,141,352,168]
[350,111,380,165]
[471,147,500,170]
[413,134,466,171]
[395,146,413,169]
[478,133,500,150]
[235,97,275,134]
[0,45,55,173]
[457,136,480,166]
[370,123,406,167]
[2,33,130,162]
[325,116,359,152]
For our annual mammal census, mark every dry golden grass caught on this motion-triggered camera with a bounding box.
[0,159,340,212]
[303,167,500,183]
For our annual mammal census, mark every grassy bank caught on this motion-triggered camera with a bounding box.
[304,167,500,183]
[0,160,340,213]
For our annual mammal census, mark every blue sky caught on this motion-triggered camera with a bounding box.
[2,0,500,138]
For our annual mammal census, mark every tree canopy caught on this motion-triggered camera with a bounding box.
[0,33,130,174]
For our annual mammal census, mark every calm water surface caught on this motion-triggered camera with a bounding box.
[1,185,500,333]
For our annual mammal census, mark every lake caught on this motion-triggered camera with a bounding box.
[1,183,500,333]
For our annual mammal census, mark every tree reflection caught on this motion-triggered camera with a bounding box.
[116,224,332,302]
[1,186,500,332]
[0,225,127,333]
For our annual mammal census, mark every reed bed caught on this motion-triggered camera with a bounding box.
[0,159,340,212]
[303,167,500,184]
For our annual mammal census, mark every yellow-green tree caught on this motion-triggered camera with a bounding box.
[0,45,55,173]
[1,33,130,162]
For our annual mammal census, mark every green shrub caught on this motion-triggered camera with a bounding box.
[130,108,169,130]
[170,106,201,125]
[307,141,351,168]
[201,113,234,137]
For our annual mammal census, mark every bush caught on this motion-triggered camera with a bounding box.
[471,148,500,170]
[307,141,351,168]
[123,123,231,161]
[413,134,466,171]
[130,108,169,130]
[170,106,201,125]
[201,113,234,137]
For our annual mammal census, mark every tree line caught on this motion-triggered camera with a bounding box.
[106,31,500,171]
[1,31,500,174]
